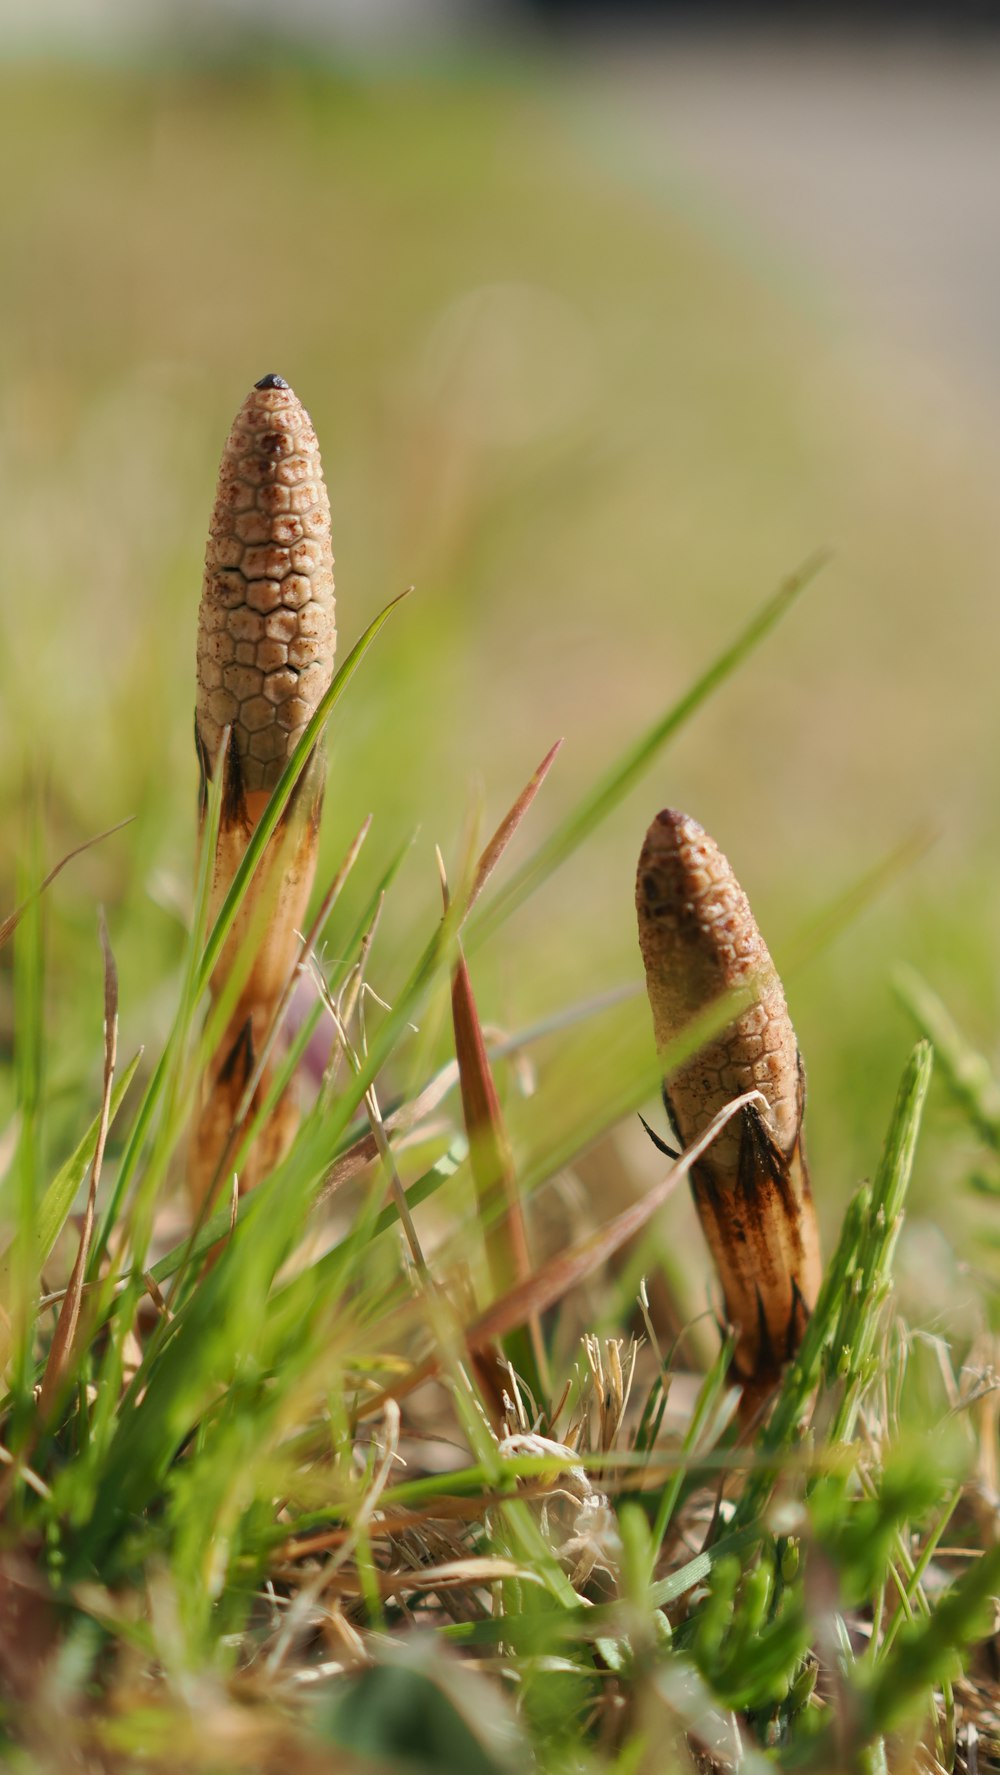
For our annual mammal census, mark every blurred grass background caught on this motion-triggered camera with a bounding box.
[2,40,1000,1320]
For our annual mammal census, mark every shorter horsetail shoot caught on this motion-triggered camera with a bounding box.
[636,807,822,1396]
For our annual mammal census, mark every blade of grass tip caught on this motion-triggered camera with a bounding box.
[38,912,119,1418]
[441,847,525,1283]
[465,738,563,920]
[196,592,408,1000]
[870,1040,933,1229]
[826,1040,932,1444]
[0,1055,140,1298]
[451,942,531,1297]
[895,965,1000,1150]
[471,551,828,945]
[446,870,547,1401]
[0,816,135,951]
[779,826,935,977]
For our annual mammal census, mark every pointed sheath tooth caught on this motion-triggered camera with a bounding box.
[636,808,821,1387]
[196,376,336,796]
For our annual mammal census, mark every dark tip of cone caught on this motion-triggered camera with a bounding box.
[255,372,289,390]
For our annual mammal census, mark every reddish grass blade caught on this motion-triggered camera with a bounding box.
[451,947,527,1299]
[465,738,563,919]
[450,937,547,1406]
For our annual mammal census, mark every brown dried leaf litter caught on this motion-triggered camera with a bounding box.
[636,807,821,1393]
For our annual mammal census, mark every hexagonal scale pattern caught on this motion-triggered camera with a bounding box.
[635,809,801,1170]
[195,377,336,791]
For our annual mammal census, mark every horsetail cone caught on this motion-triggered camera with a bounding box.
[636,809,821,1389]
[196,372,336,794]
[190,375,336,1213]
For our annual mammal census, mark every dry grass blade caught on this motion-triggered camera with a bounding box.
[190,374,336,1212]
[636,808,821,1397]
[297,1557,537,1603]
[317,1063,461,1202]
[466,738,563,918]
[38,912,119,1416]
[464,1090,764,1353]
[0,817,134,951]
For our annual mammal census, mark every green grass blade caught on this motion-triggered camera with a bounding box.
[895,964,1000,1151]
[472,552,826,944]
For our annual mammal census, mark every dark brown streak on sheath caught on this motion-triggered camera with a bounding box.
[195,713,211,823]
[220,725,249,831]
[218,1016,254,1091]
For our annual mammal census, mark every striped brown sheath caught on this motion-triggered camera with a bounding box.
[636,810,821,1393]
[190,374,336,1212]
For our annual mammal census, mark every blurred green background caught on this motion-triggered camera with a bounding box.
[3,29,1000,1322]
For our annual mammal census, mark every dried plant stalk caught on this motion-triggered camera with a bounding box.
[636,808,821,1392]
[190,374,336,1212]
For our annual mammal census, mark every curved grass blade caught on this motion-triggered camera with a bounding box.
[895,964,1000,1151]
[472,552,827,945]
[0,817,134,952]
